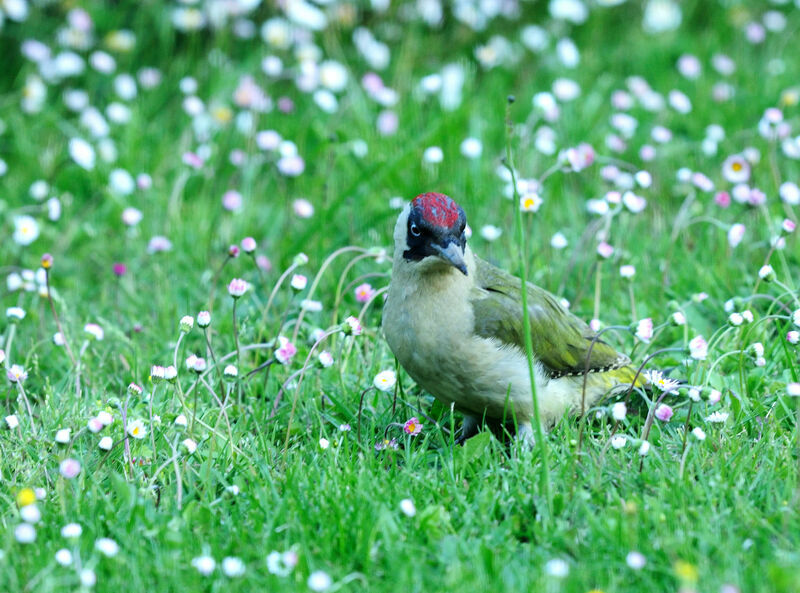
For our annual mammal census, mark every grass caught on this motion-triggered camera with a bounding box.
[1,0,799,591]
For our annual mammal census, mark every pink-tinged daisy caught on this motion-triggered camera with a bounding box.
[318,351,334,368]
[182,151,204,169]
[342,316,362,336]
[292,198,314,218]
[377,110,399,136]
[691,172,714,192]
[228,245,240,258]
[563,142,595,171]
[290,274,307,291]
[654,404,674,422]
[277,155,305,177]
[620,265,636,278]
[84,323,104,340]
[689,335,708,360]
[87,417,103,433]
[274,337,297,365]
[727,224,745,248]
[721,155,750,183]
[787,330,799,345]
[714,191,731,208]
[622,191,647,213]
[197,311,211,328]
[782,218,796,234]
[146,236,172,254]
[256,255,272,271]
[150,365,166,383]
[354,283,376,303]
[7,364,27,383]
[597,242,614,259]
[59,458,81,479]
[635,318,653,342]
[403,417,422,435]
[222,190,243,212]
[227,278,249,298]
[241,237,257,253]
[375,438,399,451]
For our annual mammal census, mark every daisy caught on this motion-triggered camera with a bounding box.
[354,283,376,303]
[403,417,422,435]
[706,411,729,423]
[519,192,543,212]
[126,419,147,439]
[13,216,40,246]
[227,278,249,298]
[721,154,750,183]
[645,370,679,393]
[274,337,297,365]
[373,370,396,392]
[654,404,674,421]
[399,498,416,517]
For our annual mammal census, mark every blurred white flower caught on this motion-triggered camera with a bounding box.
[13,216,39,246]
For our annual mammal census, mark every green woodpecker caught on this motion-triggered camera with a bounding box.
[382,192,640,442]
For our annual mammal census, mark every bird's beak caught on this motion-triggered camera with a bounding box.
[433,241,467,275]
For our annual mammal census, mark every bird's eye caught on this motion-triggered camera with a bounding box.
[410,223,421,237]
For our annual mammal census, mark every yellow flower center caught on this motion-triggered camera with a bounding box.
[16,488,36,507]
[732,162,742,171]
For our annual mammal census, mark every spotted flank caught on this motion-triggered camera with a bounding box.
[413,192,460,229]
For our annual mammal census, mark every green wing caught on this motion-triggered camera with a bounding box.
[470,256,629,378]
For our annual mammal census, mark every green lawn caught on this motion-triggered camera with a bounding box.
[1,0,799,591]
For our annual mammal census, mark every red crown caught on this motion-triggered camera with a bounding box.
[412,192,460,228]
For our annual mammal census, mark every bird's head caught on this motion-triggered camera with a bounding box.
[393,192,468,275]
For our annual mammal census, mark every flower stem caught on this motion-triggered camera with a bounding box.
[504,97,552,521]
[44,269,77,367]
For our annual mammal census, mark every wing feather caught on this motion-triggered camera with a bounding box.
[470,256,629,377]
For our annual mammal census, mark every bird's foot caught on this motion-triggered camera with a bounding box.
[455,415,481,445]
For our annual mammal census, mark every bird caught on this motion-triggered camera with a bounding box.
[382,192,641,443]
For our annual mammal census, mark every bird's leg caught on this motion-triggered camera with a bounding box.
[455,415,481,444]
[515,422,536,448]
